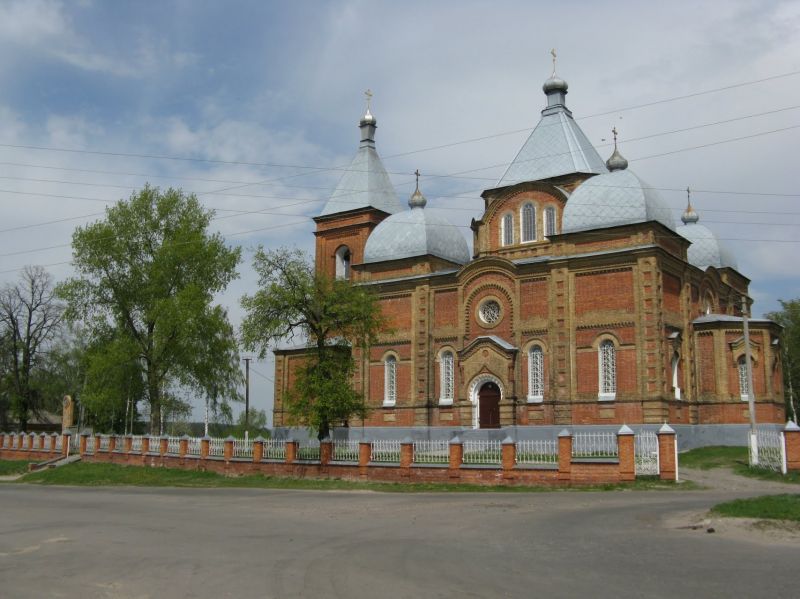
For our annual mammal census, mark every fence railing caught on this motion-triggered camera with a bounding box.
[130,435,143,453]
[297,439,320,461]
[98,436,110,452]
[572,432,618,458]
[208,437,225,457]
[463,440,502,465]
[85,435,96,454]
[186,438,201,456]
[332,440,359,462]
[516,439,558,465]
[233,438,253,459]
[634,431,659,476]
[261,439,286,461]
[371,439,401,463]
[167,436,181,455]
[413,440,449,464]
[750,426,786,473]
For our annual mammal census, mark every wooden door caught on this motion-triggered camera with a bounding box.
[479,382,501,429]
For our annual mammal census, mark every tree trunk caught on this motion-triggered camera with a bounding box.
[147,371,161,436]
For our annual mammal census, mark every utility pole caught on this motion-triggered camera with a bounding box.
[743,295,758,463]
[243,357,251,441]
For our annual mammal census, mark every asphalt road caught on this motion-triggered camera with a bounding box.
[0,483,797,598]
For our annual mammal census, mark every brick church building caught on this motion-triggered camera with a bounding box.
[274,67,785,430]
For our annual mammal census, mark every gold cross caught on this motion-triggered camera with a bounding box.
[550,48,557,75]
[414,169,421,190]
[364,89,373,111]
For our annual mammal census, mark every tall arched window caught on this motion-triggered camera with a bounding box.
[335,246,351,280]
[738,355,749,400]
[439,350,454,404]
[384,355,397,406]
[528,345,544,402]
[501,213,514,246]
[599,340,616,400]
[521,203,536,243]
[544,206,556,238]
[672,352,681,400]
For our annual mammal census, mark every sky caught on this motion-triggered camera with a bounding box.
[0,0,798,425]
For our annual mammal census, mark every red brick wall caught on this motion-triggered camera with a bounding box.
[520,279,548,319]
[575,270,634,316]
[697,333,716,395]
[434,290,458,328]
[379,296,413,331]
[663,272,681,314]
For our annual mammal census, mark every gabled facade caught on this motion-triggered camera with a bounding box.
[274,70,785,430]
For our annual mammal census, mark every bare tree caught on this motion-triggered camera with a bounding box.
[0,266,64,430]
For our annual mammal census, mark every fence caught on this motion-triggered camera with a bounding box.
[332,440,359,462]
[371,439,401,463]
[463,440,501,465]
[572,432,618,458]
[233,438,253,459]
[297,439,320,461]
[516,439,558,466]
[130,435,143,453]
[750,426,786,474]
[262,439,286,461]
[167,436,181,455]
[208,437,225,457]
[634,431,659,476]
[413,440,449,464]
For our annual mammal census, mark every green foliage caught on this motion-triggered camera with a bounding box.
[0,459,33,476]
[241,248,387,438]
[678,446,749,470]
[58,186,243,434]
[766,298,800,421]
[227,408,270,438]
[712,494,800,521]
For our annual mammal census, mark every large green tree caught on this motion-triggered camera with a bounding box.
[767,299,800,422]
[58,186,242,434]
[240,248,386,439]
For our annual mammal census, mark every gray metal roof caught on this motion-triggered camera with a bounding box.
[497,83,608,186]
[693,315,773,325]
[318,112,403,217]
[363,202,470,266]
[676,221,738,271]
[561,168,675,234]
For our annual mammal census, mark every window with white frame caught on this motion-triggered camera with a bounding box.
[335,246,351,280]
[738,355,749,400]
[501,213,514,246]
[384,355,397,406]
[521,203,536,243]
[544,206,556,238]
[439,350,454,404]
[599,340,616,400]
[672,352,681,400]
[528,345,544,402]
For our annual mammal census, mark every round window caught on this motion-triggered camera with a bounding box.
[479,300,502,325]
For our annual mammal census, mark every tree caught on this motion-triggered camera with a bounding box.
[766,299,800,422]
[0,266,64,430]
[58,185,243,434]
[240,248,386,439]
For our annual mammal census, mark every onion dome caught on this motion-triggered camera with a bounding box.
[363,174,470,265]
[542,75,568,94]
[676,189,737,270]
[605,127,628,172]
[318,91,403,217]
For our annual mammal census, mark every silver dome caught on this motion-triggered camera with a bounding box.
[542,76,568,94]
[363,190,470,266]
[677,221,738,271]
[562,169,676,234]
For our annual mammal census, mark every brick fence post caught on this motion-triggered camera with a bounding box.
[179,435,189,459]
[320,437,332,466]
[359,440,371,478]
[29,432,37,450]
[200,436,210,460]
[448,436,462,479]
[617,425,635,482]
[50,432,58,453]
[62,432,71,457]
[557,429,572,482]
[784,421,800,473]
[141,436,150,456]
[657,423,678,481]
[160,435,169,457]
[223,436,234,462]
[22,432,29,450]
[501,436,516,479]
[17,432,24,450]
[124,435,133,454]
[39,432,47,451]
[399,437,413,478]
[253,436,264,463]
[95,433,103,454]
[108,435,117,454]
[285,440,298,464]
[0,432,5,449]
[79,433,88,456]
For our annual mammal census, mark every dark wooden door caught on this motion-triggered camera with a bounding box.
[479,382,501,429]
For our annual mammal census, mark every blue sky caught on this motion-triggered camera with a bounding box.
[1,0,798,423]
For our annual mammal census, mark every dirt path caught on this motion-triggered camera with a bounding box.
[680,466,799,493]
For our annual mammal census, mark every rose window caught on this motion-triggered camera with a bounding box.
[479,300,501,325]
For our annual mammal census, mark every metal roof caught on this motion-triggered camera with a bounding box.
[692,315,773,325]
[676,221,738,271]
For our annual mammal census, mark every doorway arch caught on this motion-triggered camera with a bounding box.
[468,374,504,429]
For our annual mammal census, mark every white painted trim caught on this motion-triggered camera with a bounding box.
[598,392,616,402]
[468,374,504,430]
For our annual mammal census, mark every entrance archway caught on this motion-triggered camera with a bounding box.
[478,382,501,428]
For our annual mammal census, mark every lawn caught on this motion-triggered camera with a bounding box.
[679,446,800,484]
[12,461,688,492]
[0,460,33,476]
[712,494,800,522]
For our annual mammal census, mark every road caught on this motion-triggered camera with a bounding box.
[0,480,797,598]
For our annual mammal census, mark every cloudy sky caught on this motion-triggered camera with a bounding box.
[1,0,798,423]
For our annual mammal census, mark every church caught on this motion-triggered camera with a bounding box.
[273,65,785,430]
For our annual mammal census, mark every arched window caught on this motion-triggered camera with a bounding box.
[672,352,681,400]
[599,340,616,400]
[703,292,714,315]
[528,345,544,402]
[439,350,454,405]
[335,246,351,280]
[738,355,750,400]
[501,213,514,246]
[544,206,556,238]
[384,355,397,406]
[521,203,536,243]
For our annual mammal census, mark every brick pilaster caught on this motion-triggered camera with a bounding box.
[50,432,58,453]
[252,437,264,463]
[108,435,117,453]
[159,435,168,456]
[200,436,210,460]
[39,433,47,450]
[617,425,635,482]
[179,435,188,459]
[657,423,677,481]
[784,421,800,472]
[285,440,298,464]
[557,429,572,482]
[62,432,71,456]
[320,438,332,466]
[79,433,88,456]
[448,436,462,479]
[141,436,150,456]
[501,436,516,479]
[223,436,234,462]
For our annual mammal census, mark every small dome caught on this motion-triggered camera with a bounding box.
[360,107,375,126]
[363,188,470,266]
[562,169,675,234]
[543,76,568,94]
[605,147,628,172]
[677,218,737,271]
[681,203,699,224]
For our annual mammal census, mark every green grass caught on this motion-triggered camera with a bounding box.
[679,446,748,470]
[0,460,33,476]
[712,494,800,521]
[10,461,692,492]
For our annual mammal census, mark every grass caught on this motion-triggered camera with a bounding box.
[712,494,800,522]
[9,461,692,493]
[0,459,33,476]
[679,445,800,484]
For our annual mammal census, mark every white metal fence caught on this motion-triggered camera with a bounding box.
[516,439,558,465]
[261,439,286,461]
[634,431,659,476]
[297,439,320,461]
[371,439,401,463]
[167,436,181,455]
[463,440,502,465]
[98,436,110,452]
[233,438,253,459]
[413,440,449,464]
[85,436,96,454]
[572,432,618,458]
[186,438,201,456]
[332,440,359,462]
[130,435,143,453]
[208,437,225,457]
[750,427,786,473]
[149,437,162,453]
